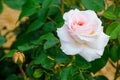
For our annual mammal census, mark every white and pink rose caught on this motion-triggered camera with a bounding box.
[57,9,109,62]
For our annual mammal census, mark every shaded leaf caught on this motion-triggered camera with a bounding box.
[27,19,44,33]
[55,51,70,63]
[94,75,108,80]
[6,74,18,80]
[0,35,6,47]
[0,1,3,13]
[42,22,55,34]
[73,55,91,69]
[109,44,119,62]
[42,0,53,9]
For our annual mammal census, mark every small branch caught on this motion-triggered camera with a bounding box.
[47,17,57,25]
[61,0,64,15]
[109,60,116,69]
[114,61,119,80]
[19,66,26,78]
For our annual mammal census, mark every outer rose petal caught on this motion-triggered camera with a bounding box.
[60,41,82,55]
[57,25,82,55]
[79,46,103,61]
[57,25,73,42]
[87,28,109,54]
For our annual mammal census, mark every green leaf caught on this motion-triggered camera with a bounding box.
[44,38,58,50]
[55,51,70,63]
[103,11,117,20]
[19,0,39,20]
[37,0,53,21]
[83,74,93,80]
[42,0,53,9]
[33,69,43,78]
[48,5,60,16]
[81,0,105,11]
[109,44,119,62]
[94,75,108,80]
[38,33,59,50]
[0,49,17,61]
[33,52,54,69]
[26,65,33,77]
[42,22,55,34]
[0,1,3,13]
[61,65,84,80]
[73,55,91,69]
[0,35,6,47]
[4,0,26,10]
[26,19,44,33]
[61,66,75,80]
[106,22,120,39]
[6,74,18,80]
[73,73,85,80]
[90,46,109,73]
[18,43,35,51]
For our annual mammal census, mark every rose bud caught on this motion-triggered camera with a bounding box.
[13,51,25,64]
[57,9,109,62]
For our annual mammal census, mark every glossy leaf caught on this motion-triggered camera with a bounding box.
[19,0,38,20]
[109,45,119,62]
[103,11,117,20]
[61,65,85,80]
[4,0,26,10]
[81,0,105,11]
[37,33,59,50]
[33,69,43,78]
[33,52,54,69]
[106,22,120,39]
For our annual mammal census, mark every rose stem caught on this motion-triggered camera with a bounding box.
[61,0,64,15]
[19,66,27,78]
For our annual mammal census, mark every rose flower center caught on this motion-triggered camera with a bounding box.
[77,22,84,26]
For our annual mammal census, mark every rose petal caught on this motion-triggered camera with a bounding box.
[87,28,109,54]
[79,46,103,62]
[57,25,73,42]
[60,41,82,55]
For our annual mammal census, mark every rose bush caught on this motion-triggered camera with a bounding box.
[0,0,120,80]
[57,9,109,61]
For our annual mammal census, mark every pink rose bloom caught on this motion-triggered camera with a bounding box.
[57,9,109,62]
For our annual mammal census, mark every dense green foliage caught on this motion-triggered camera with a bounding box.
[0,0,120,80]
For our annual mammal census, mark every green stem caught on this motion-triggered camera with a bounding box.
[67,55,75,67]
